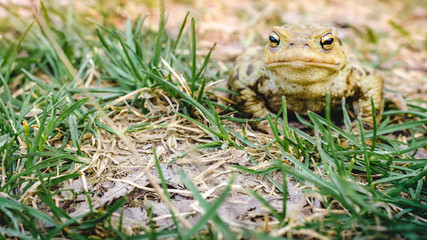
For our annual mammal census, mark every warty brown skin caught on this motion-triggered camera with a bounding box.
[229,24,384,131]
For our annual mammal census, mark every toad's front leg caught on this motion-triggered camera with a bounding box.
[352,71,385,128]
[235,88,272,132]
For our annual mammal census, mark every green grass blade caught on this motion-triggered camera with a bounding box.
[3,21,35,81]
[387,165,427,198]
[342,97,352,133]
[51,98,88,130]
[280,170,288,225]
[94,118,120,135]
[68,115,81,153]
[178,170,236,240]
[173,12,189,51]
[370,98,378,151]
[80,196,127,229]
[190,17,197,95]
[249,189,283,221]
[358,118,372,185]
[325,93,343,175]
[153,146,182,239]
[0,197,57,226]
[195,43,216,81]
[183,175,235,239]
[150,0,165,66]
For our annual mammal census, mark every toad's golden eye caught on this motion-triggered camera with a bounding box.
[268,31,280,48]
[320,33,335,50]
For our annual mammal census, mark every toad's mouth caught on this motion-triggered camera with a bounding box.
[266,60,343,69]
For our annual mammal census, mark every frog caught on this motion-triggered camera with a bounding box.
[229,23,384,131]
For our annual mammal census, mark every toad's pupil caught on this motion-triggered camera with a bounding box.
[322,38,334,45]
[269,36,279,43]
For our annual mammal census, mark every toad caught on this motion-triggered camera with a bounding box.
[229,24,384,131]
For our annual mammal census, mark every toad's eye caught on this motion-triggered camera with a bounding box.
[268,31,280,48]
[320,33,335,50]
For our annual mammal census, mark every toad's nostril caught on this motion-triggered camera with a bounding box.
[303,43,309,47]
[290,43,295,47]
